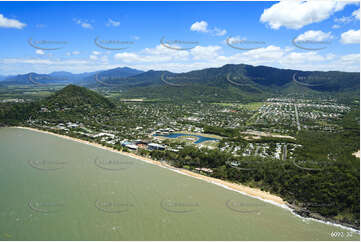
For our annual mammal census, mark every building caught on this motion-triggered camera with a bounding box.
[148,143,165,151]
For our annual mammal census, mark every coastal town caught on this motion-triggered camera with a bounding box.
[24,96,355,168]
[0,1,360,240]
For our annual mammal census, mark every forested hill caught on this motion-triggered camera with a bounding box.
[44,85,115,109]
[0,85,115,125]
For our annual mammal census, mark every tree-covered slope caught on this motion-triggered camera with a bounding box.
[44,84,115,109]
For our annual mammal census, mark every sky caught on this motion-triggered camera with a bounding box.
[0,1,359,75]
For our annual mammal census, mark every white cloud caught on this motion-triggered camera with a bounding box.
[238,45,285,63]
[334,8,360,24]
[89,55,98,60]
[74,19,93,29]
[260,1,352,30]
[1,48,359,75]
[190,20,227,36]
[340,29,360,44]
[35,49,45,55]
[295,30,333,42]
[0,14,26,29]
[190,20,208,32]
[190,46,222,60]
[100,55,108,63]
[213,27,227,36]
[352,8,360,20]
[106,18,120,27]
[114,44,189,63]
[340,53,360,63]
[281,51,325,64]
[92,51,101,55]
[334,16,353,24]
[332,24,341,29]
[143,44,188,56]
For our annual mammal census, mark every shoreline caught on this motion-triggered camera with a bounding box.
[13,126,284,205]
[10,126,359,233]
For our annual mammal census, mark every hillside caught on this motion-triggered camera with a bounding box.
[0,85,115,125]
[43,84,115,109]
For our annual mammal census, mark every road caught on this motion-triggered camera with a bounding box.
[282,144,287,160]
[294,104,301,131]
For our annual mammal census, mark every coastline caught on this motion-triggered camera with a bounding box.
[10,126,359,233]
[13,126,284,205]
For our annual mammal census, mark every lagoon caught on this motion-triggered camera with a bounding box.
[153,132,219,144]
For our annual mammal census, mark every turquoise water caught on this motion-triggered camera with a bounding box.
[0,127,358,240]
[153,132,219,144]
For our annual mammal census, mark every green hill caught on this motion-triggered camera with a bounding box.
[44,84,115,109]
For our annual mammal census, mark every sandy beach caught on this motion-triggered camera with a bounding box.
[13,126,285,206]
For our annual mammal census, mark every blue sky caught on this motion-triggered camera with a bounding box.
[0,1,359,75]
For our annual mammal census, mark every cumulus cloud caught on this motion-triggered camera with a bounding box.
[190,20,227,36]
[340,29,360,44]
[295,30,333,42]
[0,14,26,29]
[260,1,352,30]
[190,20,208,32]
[190,45,222,60]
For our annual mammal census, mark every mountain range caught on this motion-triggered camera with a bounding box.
[1,64,359,101]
